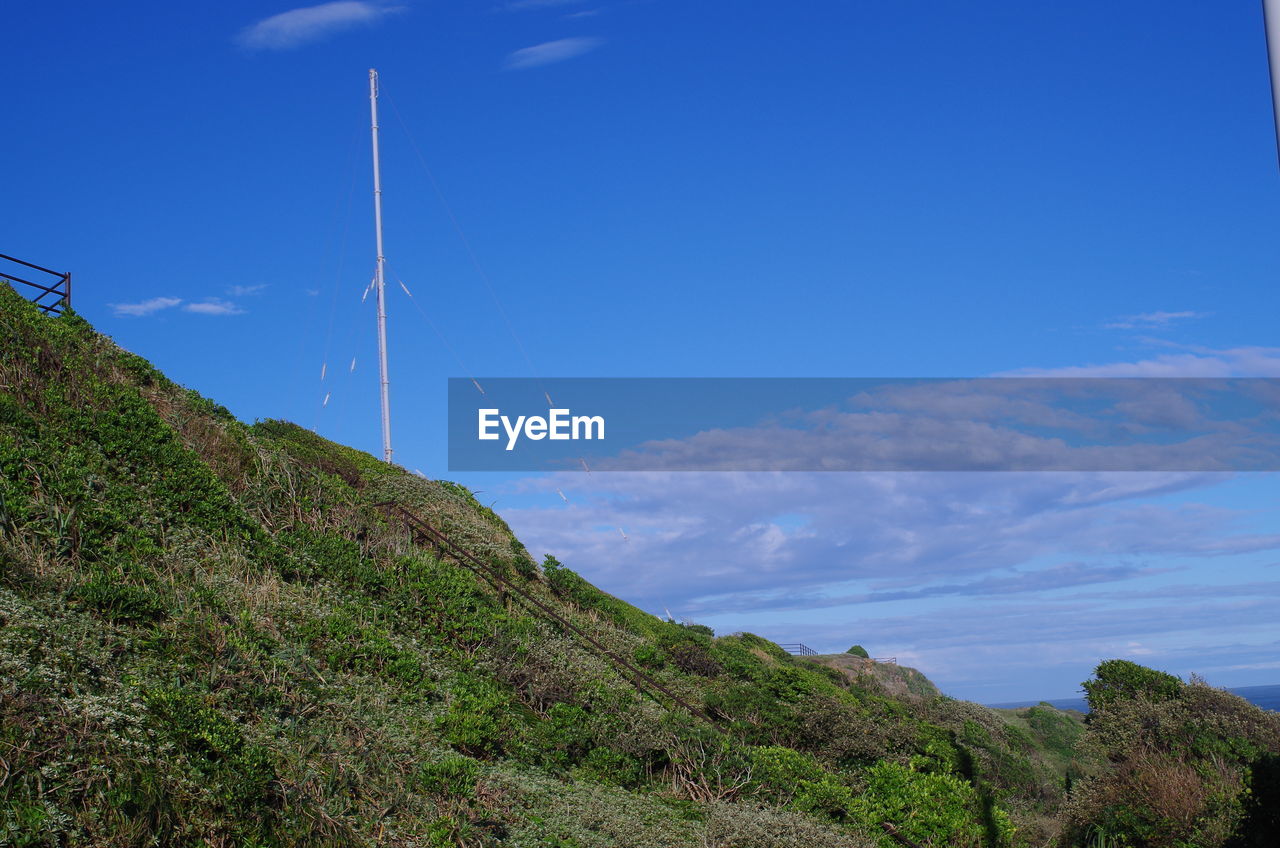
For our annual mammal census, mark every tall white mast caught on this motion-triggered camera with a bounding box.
[1264,1,1280,171]
[369,68,393,463]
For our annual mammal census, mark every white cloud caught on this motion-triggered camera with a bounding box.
[502,471,1254,611]
[504,37,602,70]
[537,378,1280,474]
[110,297,182,317]
[236,2,404,51]
[496,469,1280,698]
[1004,345,1280,377]
[1104,310,1207,330]
[1217,660,1280,671]
[184,299,245,316]
[227,284,267,297]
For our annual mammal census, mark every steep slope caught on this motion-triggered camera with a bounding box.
[1,286,1085,847]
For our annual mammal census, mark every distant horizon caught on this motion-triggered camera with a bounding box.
[986,681,1280,711]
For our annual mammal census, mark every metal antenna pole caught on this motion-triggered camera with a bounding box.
[369,69,393,464]
[1264,0,1280,170]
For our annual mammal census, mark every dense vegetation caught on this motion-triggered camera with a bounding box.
[0,285,1276,847]
[1062,661,1280,847]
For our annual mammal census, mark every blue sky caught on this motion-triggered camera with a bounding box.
[5,0,1280,701]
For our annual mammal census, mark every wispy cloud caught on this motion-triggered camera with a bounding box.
[1215,660,1280,671]
[111,297,182,317]
[227,284,267,297]
[503,470,1247,612]
[236,2,404,51]
[504,37,602,70]
[497,469,1280,699]
[1004,344,1280,377]
[1104,310,1207,330]
[184,299,245,316]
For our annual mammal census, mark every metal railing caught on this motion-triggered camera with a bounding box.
[782,644,898,664]
[1,253,71,316]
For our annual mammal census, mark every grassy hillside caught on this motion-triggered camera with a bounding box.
[0,285,1274,848]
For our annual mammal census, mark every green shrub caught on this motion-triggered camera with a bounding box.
[425,815,482,848]
[280,527,385,590]
[436,674,526,758]
[847,645,870,658]
[541,554,583,598]
[529,702,595,770]
[1026,704,1085,760]
[1063,680,1280,847]
[577,746,648,788]
[416,756,481,798]
[747,745,854,819]
[749,745,826,800]
[1083,660,1183,713]
[0,799,49,847]
[851,759,1011,847]
[757,665,818,704]
[74,571,166,622]
[666,640,722,677]
[792,776,854,820]
[295,607,426,685]
[634,644,666,669]
[143,688,276,806]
